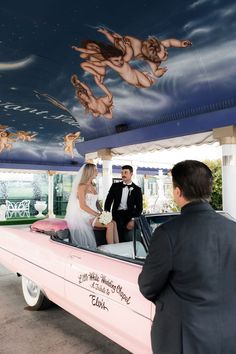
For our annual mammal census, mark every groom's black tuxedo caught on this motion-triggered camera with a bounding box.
[104,181,143,242]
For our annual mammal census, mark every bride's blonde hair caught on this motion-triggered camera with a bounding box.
[79,163,96,185]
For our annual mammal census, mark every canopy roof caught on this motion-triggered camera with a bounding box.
[0,0,235,170]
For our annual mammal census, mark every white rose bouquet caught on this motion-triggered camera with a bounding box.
[99,211,112,225]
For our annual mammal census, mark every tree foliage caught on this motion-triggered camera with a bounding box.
[204,159,222,210]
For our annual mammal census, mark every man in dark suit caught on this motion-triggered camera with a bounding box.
[138,160,236,354]
[104,165,143,242]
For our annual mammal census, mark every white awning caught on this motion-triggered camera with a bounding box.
[111,131,216,155]
[110,132,221,169]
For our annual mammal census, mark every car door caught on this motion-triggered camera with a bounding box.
[65,246,152,354]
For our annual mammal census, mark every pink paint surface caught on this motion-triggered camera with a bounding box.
[0,226,153,353]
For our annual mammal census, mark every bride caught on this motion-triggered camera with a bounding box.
[65,163,119,248]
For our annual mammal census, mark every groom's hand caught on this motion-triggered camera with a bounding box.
[126,219,134,230]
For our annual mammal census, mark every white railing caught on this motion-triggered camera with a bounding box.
[6,200,30,218]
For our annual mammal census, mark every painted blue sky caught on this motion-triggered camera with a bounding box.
[0,0,235,167]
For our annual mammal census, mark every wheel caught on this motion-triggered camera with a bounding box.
[21,276,52,310]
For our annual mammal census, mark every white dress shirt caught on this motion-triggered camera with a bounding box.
[118,183,132,210]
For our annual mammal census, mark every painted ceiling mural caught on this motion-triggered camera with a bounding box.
[0,0,236,169]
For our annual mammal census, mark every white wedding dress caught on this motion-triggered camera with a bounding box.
[65,192,99,249]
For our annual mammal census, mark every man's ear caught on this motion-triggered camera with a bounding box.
[175,186,182,198]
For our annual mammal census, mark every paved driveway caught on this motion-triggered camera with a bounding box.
[0,264,130,354]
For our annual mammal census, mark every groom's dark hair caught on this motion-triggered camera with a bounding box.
[122,165,133,173]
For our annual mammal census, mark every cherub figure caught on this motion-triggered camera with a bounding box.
[0,131,16,153]
[98,27,192,77]
[71,74,113,119]
[101,38,156,88]
[72,40,115,83]
[72,41,104,62]
[64,131,81,158]
[74,39,156,88]
[16,131,37,141]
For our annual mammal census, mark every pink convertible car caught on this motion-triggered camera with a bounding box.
[0,215,162,353]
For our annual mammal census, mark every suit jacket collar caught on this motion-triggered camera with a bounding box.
[181,201,214,215]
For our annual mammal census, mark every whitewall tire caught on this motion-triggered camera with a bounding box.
[21,276,52,310]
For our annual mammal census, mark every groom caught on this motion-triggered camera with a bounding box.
[104,165,143,242]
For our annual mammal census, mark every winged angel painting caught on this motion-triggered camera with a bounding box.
[71,27,192,119]
[0,125,37,153]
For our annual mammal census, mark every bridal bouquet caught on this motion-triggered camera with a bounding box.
[99,211,112,225]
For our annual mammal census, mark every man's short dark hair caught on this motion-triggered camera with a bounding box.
[122,165,133,173]
[171,160,213,201]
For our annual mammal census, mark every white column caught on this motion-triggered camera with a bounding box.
[213,126,236,219]
[48,171,56,218]
[221,144,236,219]
[102,159,113,203]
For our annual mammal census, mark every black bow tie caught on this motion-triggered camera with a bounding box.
[123,184,133,189]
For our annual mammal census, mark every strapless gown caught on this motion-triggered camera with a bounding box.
[65,193,99,249]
